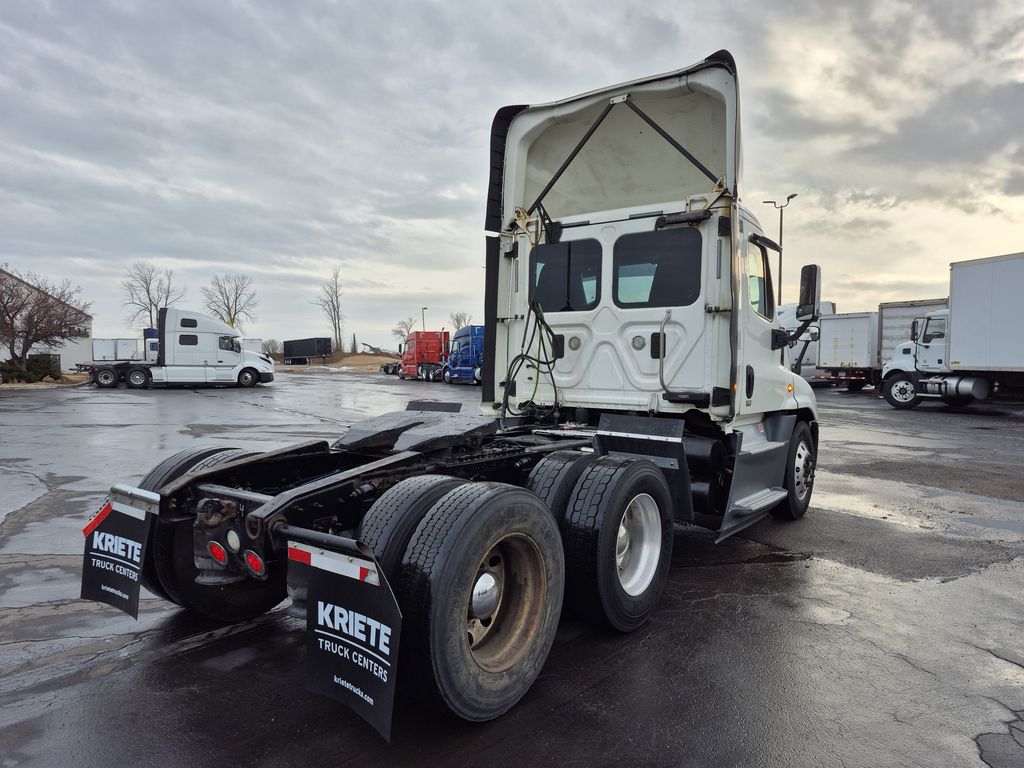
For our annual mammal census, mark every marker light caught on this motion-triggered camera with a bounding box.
[243,550,265,576]
[208,541,228,565]
[787,384,794,392]
[226,529,241,552]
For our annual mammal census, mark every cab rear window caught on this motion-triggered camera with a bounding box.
[613,229,701,308]
[530,239,601,312]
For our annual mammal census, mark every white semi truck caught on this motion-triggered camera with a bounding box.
[81,308,275,389]
[79,51,822,739]
[881,252,1024,408]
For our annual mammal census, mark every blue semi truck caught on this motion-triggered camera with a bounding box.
[441,325,483,384]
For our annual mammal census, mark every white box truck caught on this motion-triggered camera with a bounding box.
[818,311,880,390]
[881,252,1024,408]
[877,298,947,368]
[79,308,275,389]
[778,301,836,385]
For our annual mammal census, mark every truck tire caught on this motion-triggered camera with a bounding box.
[95,366,118,388]
[139,447,286,621]
[474,366,482,384]
[398,368,406,379]
[771,421,816,521]
[356,475,466,586]
[399,482,564,721]
[126,367,150,389]
[443,368,452,384]
[527,450,597,527]
[883,373,922,409]
[563,457,673,632]
[237,368,259,387]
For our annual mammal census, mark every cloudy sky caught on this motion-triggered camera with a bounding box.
[2,0,1022,347]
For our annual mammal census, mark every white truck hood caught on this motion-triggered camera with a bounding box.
[486,50,741,231]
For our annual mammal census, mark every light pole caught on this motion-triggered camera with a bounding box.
[762,193,797,303]
[421,307,428,330]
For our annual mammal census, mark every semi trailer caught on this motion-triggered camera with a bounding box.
[79,309,275,389]
[881,252,1024,408]
[283,337,332,365]
[80,50,822,740]
[441,325,484,384]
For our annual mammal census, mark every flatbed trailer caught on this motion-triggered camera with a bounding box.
[80,50,822,740]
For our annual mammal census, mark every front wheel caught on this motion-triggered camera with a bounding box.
[443,368,452,384]
[563,457,673,632]
[771,421,816,521]
[237,368,258,387]
[399,482,564,721]
[883,373,922,409]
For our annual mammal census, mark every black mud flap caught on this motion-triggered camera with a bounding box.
[287,535,402,741]
[80,485,160,618]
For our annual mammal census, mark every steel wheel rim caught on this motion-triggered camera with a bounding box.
[891,379,916,403]
[98,371,115,385]
[793,440,814,501]
[466,533,546,674]
[129,371,146,386]
[240,371,254,385]
[615,493,661,597]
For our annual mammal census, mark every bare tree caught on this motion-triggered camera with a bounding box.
[122,261,186,328]
[262,339,280,355]
[449,311,473,330]
[0,265,92,372]
[313,267,344,351]
[350,332,358,354]
[201,274,258,329]
[392,317,417,341]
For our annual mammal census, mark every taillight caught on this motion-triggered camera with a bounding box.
[243,550,265,577]
[208,541,228,565]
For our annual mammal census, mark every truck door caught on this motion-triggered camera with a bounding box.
[916,316,947,372]
[735,231,790,416]
[208,336,242,382]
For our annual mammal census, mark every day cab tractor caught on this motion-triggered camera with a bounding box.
[80,50,822,740]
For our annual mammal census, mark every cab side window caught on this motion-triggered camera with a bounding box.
[179,334,198,346]
[745,241,774,320]
[218,336,235,351]
[922,318,946,343]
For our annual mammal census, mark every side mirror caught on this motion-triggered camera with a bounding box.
[809,329,820,342]
[910,320,919,342]
[795,264,822,322]
[398,343,404,354]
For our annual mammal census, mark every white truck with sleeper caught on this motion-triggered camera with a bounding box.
[81,308,275,389]
[881,252,1024,408]
[79,51,822,740]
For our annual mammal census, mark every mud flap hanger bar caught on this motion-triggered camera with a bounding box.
[523,93,720,221]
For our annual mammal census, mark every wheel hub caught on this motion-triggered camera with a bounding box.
[615,493,662,597]
[471,572,500,619]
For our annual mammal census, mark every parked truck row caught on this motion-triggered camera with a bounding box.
[380,325,484,384]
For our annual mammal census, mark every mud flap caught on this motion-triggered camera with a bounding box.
[287,537,402,741]
[80,486,160,618]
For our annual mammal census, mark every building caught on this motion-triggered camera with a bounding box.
[1,267,94,372]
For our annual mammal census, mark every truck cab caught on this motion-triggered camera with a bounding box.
[442,325,484,384]
[397,330,450,380]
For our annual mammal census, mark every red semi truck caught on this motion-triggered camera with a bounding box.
[397,330,449,380]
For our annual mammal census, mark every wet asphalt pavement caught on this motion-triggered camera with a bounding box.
[1,374,1023,768]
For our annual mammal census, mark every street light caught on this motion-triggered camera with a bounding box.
[762,193,797,303]
[421,307,428,330]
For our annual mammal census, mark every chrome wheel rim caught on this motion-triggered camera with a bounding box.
[615,493,661,597]
[97,371,115,385]
[891,378,916,403]
[129,371,146,386]
[793,440,814,501]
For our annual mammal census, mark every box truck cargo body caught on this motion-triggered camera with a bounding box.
[818,312,879,389]
[877,299,947,368]
[881,252,1024,408]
